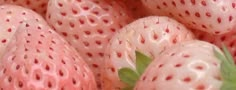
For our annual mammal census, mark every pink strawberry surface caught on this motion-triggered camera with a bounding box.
[0,5,46,59]
[46,0,133,88]
[142,0,236,34]
[114,0,152,19]
[0,20,97,90]
[135,40,222,90]
[102,16,194,90]
[0,0,48,16]
[192,29,236,63]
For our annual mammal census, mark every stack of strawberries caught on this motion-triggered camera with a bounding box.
[0,0,236,90]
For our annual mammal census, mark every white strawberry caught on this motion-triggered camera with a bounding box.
[0,5,46,58]
[142,0,236,34]
[0,20,97,90]
[135,40,222,90]
[102,16,194,90]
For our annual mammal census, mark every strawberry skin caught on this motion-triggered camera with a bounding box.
[114,0,152,19]
[192,29,236,63]
[102,16,194,90]
[142,0,236,34]
[46,0,133,88]
[0,5,46,59]
[0,0,48,16]
[0,20,97,90]
[135,40,222,90]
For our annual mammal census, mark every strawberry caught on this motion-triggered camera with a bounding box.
[134,40,222,90]
[114,0,152,18]
[192,29,236,63]
[46,0,133,88]
[0,0,48,16]
[141,0,236,34]
[0,5,46,59]
[0,20,97,90]
[102,16,194,90]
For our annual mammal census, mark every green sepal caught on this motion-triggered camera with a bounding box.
[122,86,134,90]
[135,51,151,75]
[118,68,139,86]
[221,81,236,90]
[214,45,236,90]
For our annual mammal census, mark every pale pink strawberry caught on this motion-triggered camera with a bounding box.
[192,29,236,62]
[46,0,133,88]
[0,0,48,16]
[135,40,222,90]
[114,0,152,18]
[141,0,236,34]
[0,20,97,90]
[0,5,46,59]
[102,16,194,90]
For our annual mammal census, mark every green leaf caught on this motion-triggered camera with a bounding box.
[135,51,152,75]
[214,45,236,90]
[118,68,139,86]
[222,45,235,66]
[122,86,134,90]
[213,48,227,62]
[221,81,236,90]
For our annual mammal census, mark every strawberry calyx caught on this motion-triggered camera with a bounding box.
[214,45,236,90]
[118,51,152,90]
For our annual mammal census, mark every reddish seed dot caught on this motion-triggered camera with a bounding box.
[217,17,222,23]
[61,32,67,37]
[156,5,161,9]
[165,28,170,33]
[232,3,236,8]
[110,67,115,72]
[185,10,190,15]
[196,85,205,89]
[171,1,176,7]
[153,34,158,40]
[191,0,195,5]
[116,52,122,58]
[152,76,157,81]
[103,19,109,24]
[98,53,104,57]
[202,25,207,29]
[140,36,145,44]
[96,41,101,45]
[83,7,89,10]
[87,53,93,57]
[58,3,63,7]
[92,64,99,68]
[74,34,79,40]
[183,77,191,82]
[1,39,6,43]
[196,66,203,70]
[195,12,200,17]
[7,28,12,32]
[97,29,103,34]
[201,1,206,6]
[83,42,89,46]
[163,2,167,6]
[60,12,66,16]
[72,9,78,14]
[110,28,116,32]
[84,31,91,35]
[166,75,173,80]
[70,22,75,28]
[175,64,181,67]
[229,16,233,22]
[57,21,62,25]
[180,0,185,4]
[79,19,84,24]
[183,54,190,58]
[205,12,211,17]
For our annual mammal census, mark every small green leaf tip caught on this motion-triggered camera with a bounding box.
[118,51,152,90]
[118,68,139,86]
[136,51,152,75]
[214,45,236,90]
